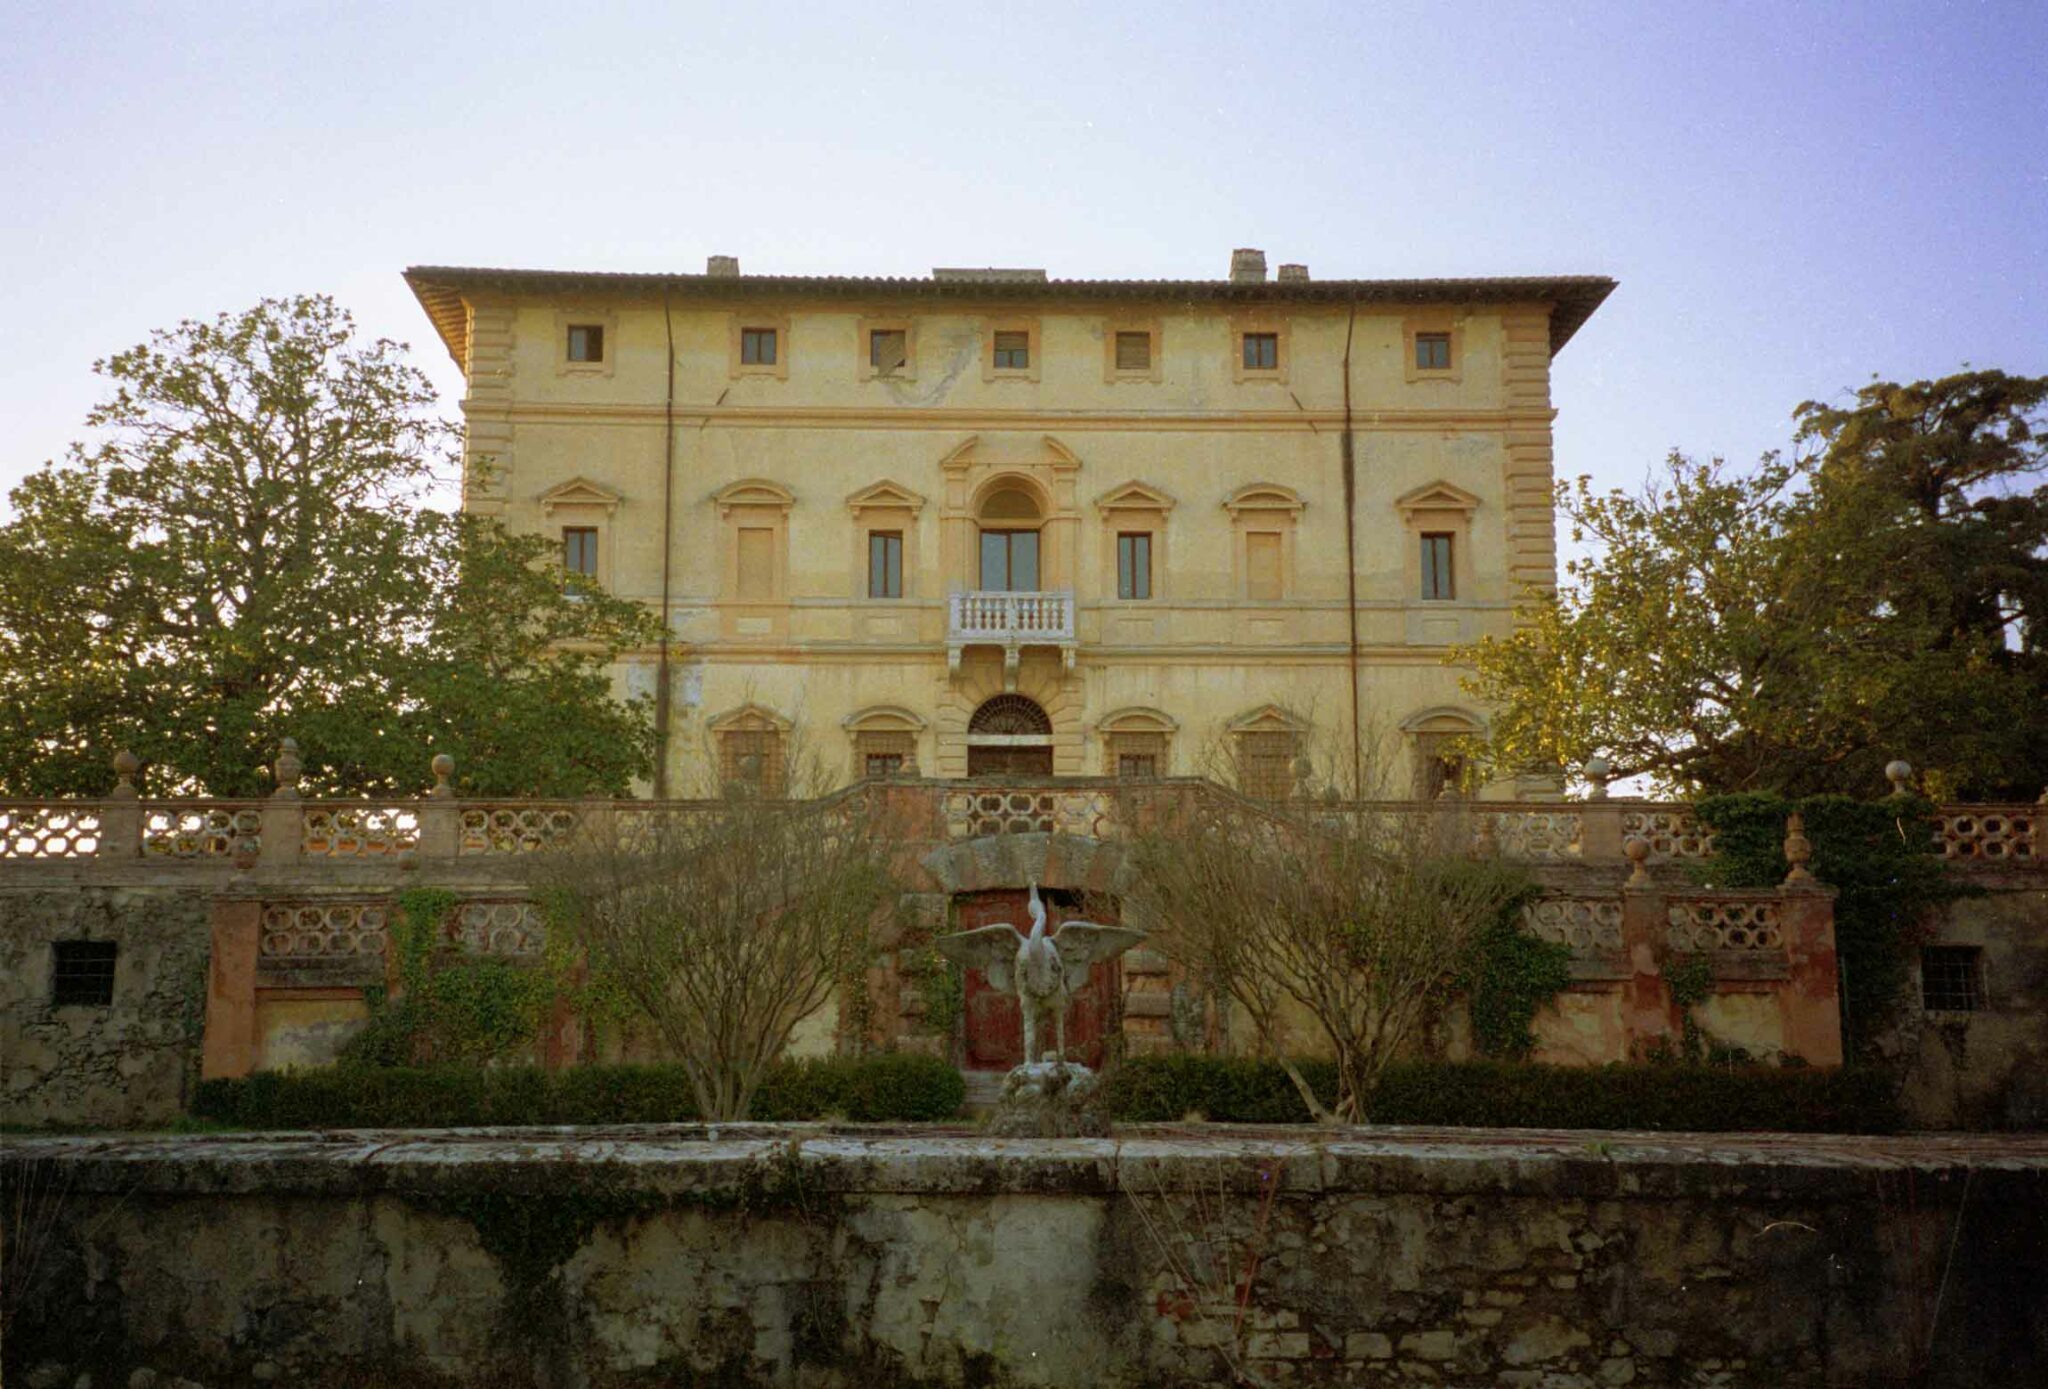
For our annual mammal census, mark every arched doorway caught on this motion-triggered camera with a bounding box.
[966,693,1052,777]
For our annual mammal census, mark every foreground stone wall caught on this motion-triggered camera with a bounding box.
[0,887,211,1127]
[5,1127,2042,1388]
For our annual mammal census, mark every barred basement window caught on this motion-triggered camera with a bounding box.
[1415,331,1452,371]
[1237,730,1299,801]
[1921,946,1983,1012]
[720,729,785,797]
[1115,331,1152,371]
[855,729,915,779]
[740,327,778,365]
[566,324,605,363]
[52,940,117,1007]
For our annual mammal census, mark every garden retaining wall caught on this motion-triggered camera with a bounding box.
[5,1126,2043,1388]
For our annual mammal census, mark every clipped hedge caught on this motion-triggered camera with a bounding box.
[192,1053,966,1130]
[1104,1056,1901,1133]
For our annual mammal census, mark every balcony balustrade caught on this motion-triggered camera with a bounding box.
[946,589,1076,682]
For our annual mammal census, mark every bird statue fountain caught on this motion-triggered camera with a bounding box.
[935,882,1146,1136]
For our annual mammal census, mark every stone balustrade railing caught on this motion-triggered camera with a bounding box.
[3,748,2043,877]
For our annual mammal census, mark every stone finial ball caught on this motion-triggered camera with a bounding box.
[112,749,140,776]
[1885,760,1913,791]
[1623,836,1650,865]
[1584,756,1611,780]
[431,754,455,778]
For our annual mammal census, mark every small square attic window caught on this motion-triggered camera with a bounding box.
[567,324,605,363]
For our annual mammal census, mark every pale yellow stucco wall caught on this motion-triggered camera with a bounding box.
[444,281,1565,797]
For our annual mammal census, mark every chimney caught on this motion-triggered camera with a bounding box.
[706,254,740,277]
[1277,263,1309,283]
[1229,248,1267,283]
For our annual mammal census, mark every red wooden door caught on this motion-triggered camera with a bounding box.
[955,889,1119,1070]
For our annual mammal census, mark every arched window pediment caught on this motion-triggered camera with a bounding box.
[1223,482,1306,518]
[713,478,796,518]
[842,705,927,733]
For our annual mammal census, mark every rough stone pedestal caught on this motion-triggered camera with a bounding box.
[986,1059,1107,1138]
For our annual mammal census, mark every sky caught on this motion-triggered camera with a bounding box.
[3,1,2043,515]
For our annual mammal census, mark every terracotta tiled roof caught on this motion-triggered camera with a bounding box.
[403,264,1615,368]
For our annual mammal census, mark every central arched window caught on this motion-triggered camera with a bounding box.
[977,485,1042,591]
[968,694,1052,736]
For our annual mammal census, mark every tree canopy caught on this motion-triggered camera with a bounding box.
[0,296,663,797]
[1456,369,2048,799]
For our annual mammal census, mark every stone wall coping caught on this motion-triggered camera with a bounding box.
[8,1125,2043,1204]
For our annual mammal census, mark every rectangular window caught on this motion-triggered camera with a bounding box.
[1242,332,1279,371]
[870,329,908,372]
[1921,946,1983,1011]
[1421,533,1455,600]
[1116,532,1153,600]
[979,530,1040,591]
[1115,331,1152,372]
[740,327,778,366]
[563,527,599,578]
[868,530,904,599]
[1415,332,1452,371]
[1238,732,1298,801]
[857,731,915,778]
[1117,753,1159,779]
[566,324,605,363]
[52,940,117,1007]
[736,527,775,600]
[721,730,783,797]
[992,330,1030,370]
[1246,531,1283,600]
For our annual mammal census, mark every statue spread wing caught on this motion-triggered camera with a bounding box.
[934,924,1024,993]
[1049,922,1148,992]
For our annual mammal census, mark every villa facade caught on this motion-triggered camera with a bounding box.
[404,252,1614,798]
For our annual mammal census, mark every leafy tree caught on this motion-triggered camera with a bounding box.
[1457,370,2048,799]
[0,296,662,797]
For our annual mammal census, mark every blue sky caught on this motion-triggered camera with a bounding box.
[3,1,2043,510]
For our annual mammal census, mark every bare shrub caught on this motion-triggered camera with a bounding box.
[1123,793,1523,1123]
[533,790,892,1121]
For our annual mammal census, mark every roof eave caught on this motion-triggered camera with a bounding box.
[403,267,1616,369]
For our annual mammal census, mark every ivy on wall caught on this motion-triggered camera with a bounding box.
[343,888,555,1067]
[1692,793,1969,1056]
[898,942,964,1039]
[1453,868,1571,1059]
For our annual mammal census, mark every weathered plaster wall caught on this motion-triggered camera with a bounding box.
[5,1128,2042,1388]
[1884,884,2048,1129]
[448,285,1564,794]
[0,887,211,1128]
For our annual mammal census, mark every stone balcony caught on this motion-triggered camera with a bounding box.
[946,589,1076,682]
